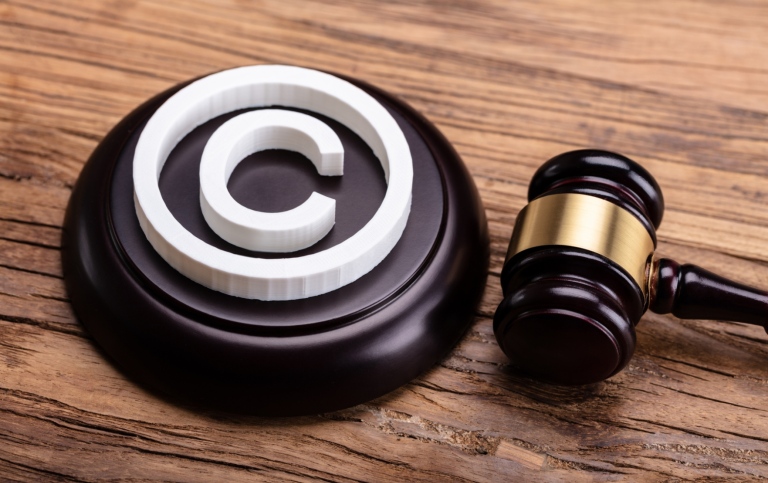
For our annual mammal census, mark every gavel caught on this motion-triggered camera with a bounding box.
[494,149,768,385]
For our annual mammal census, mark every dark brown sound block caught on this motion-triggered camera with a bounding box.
[61,72,489,416]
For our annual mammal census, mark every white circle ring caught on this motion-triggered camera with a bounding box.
[133,65,413,301]
[200,109,343,253]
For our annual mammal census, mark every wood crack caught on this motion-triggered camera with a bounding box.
[626,417,722,440]
[305,435,412,469]
[0,172,33,183]
[716,429,768,444]
[650,355,737,378]
[609,460,689,480]
[0,455,88,482]
[30,293,70,303]
[545,454,629,475]
[0,263,62,280]
[0,217,62,230]
[0,236,60,251]
[649,382,767,412]
[0,314,83,338]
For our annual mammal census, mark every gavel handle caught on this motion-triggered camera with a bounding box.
[650,258,768,333]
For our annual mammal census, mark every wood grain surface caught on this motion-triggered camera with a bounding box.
[1,0,768,480]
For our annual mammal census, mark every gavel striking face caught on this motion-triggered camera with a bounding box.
[494,150,768,385]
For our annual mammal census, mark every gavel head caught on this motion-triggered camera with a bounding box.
[493,149,665,385]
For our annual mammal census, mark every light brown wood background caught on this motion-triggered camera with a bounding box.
[1,0,767,480]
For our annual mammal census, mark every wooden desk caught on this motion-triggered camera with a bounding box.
[1,0,766,480]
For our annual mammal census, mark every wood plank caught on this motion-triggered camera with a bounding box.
[1,0,767,480]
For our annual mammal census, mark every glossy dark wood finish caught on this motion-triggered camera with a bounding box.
[61,75,489,415]
[495,150,663,385]
[496,149,768,385]
[528,149,664,241]
[651,258,768,332]
[496,247,642,385]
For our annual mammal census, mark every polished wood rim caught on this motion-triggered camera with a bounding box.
[61,73,490,415]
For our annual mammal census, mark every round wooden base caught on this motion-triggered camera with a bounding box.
[61,74,489,415]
